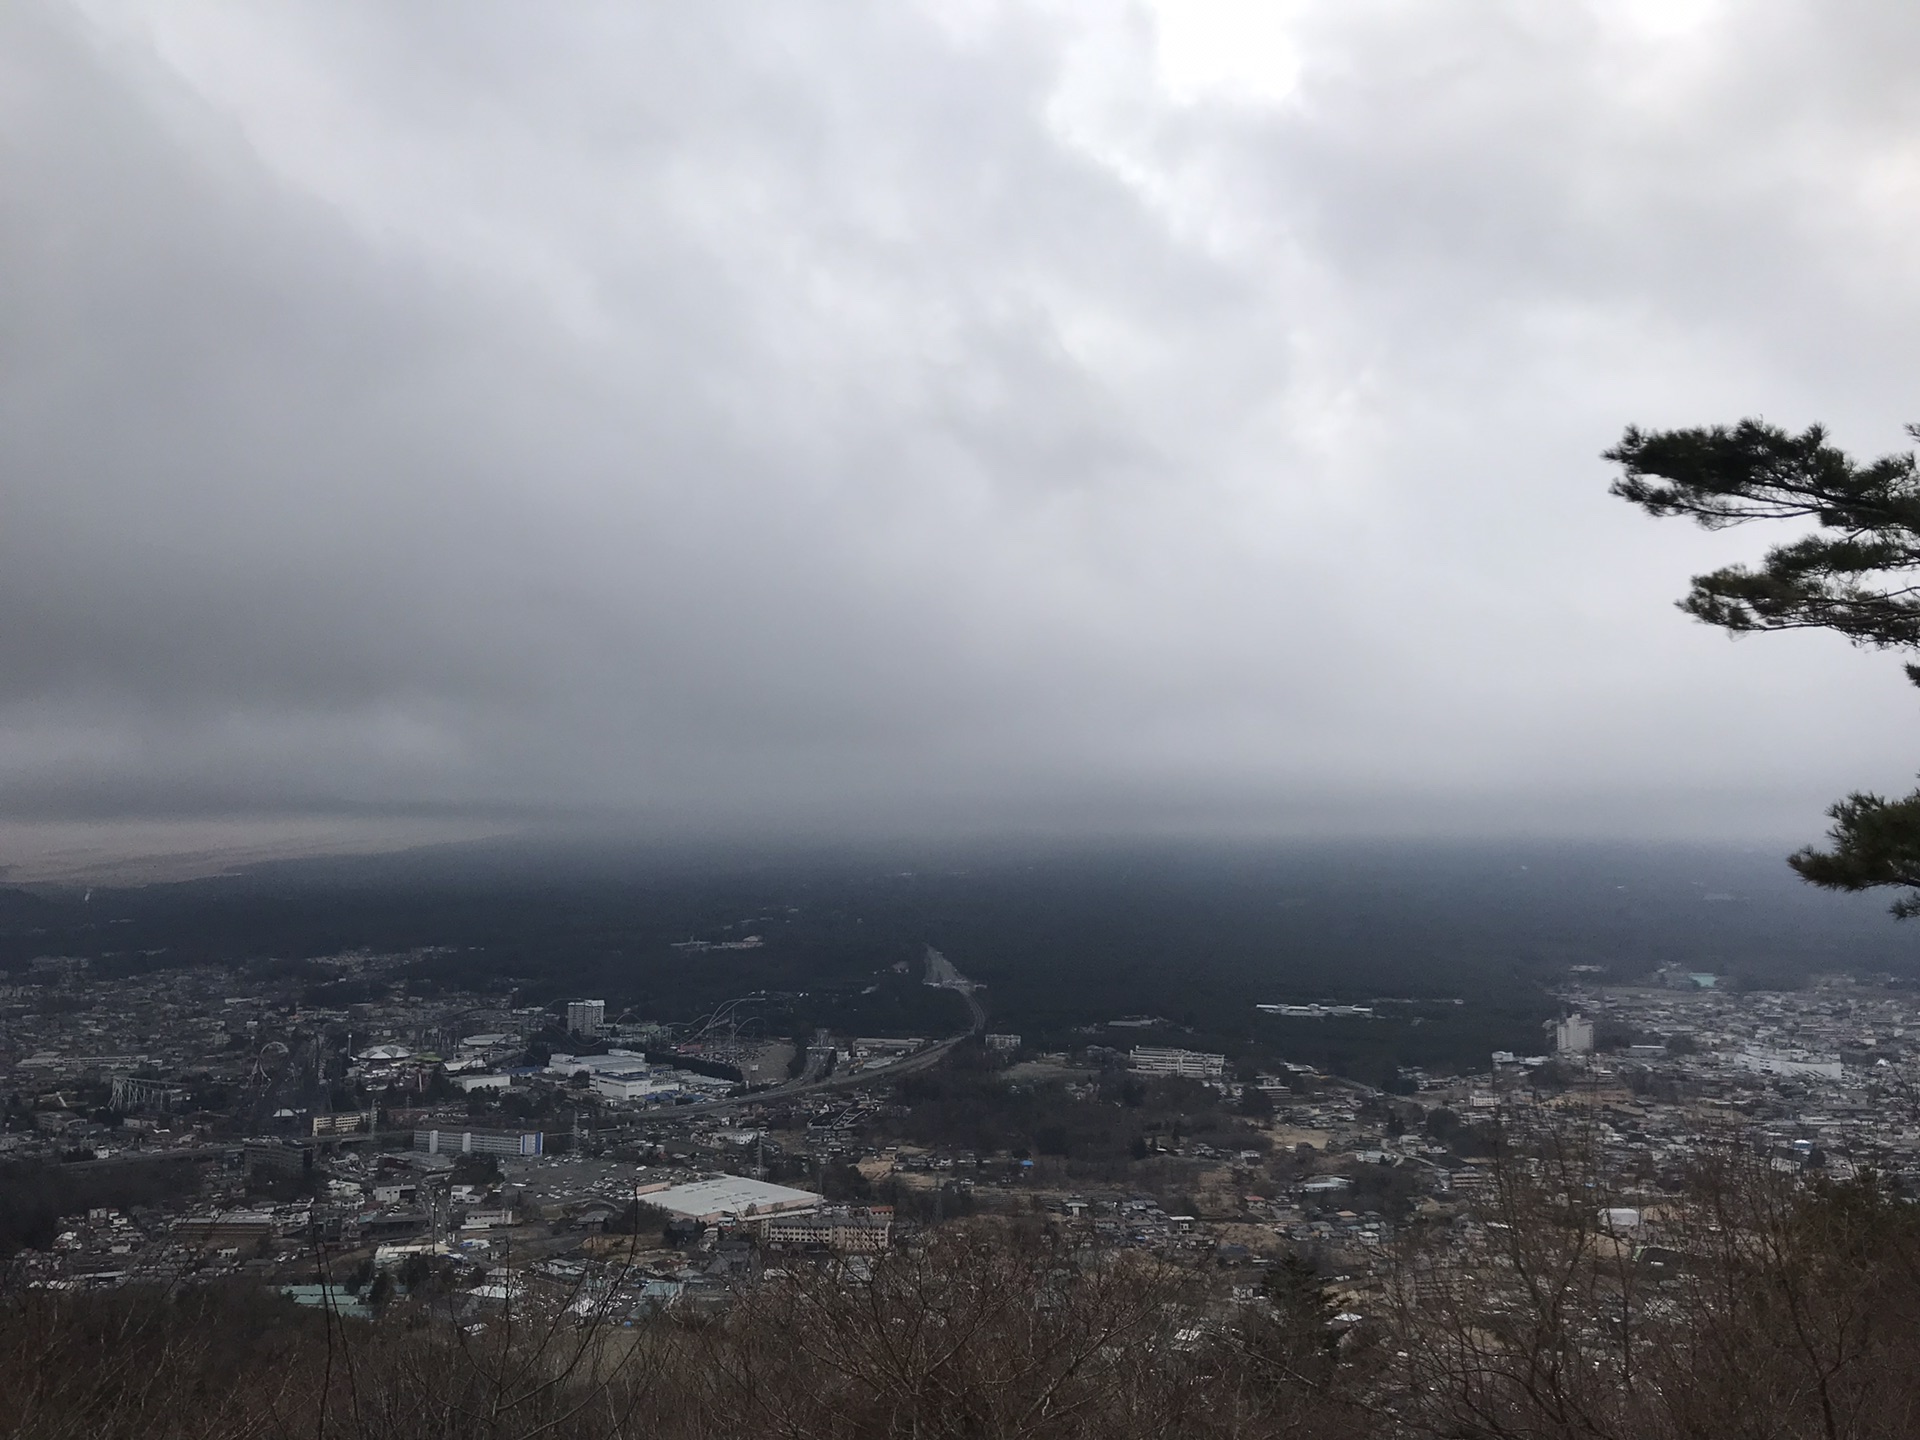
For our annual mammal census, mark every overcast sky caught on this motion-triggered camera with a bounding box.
[6,0,1920,861]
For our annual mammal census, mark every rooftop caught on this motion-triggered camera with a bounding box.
[644,1175,821,1221]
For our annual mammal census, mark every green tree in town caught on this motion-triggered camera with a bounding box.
[1611,419,1920,913]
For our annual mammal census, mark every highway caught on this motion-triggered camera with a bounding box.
[677,945,985,1114]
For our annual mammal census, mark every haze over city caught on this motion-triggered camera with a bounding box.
[7,0,1920,874]
[22,11,1920,1439]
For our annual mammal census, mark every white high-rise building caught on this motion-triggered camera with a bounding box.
[1553,1013,1594,1055]
[566,999,606,1038]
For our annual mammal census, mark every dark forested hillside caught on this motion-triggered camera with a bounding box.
[3,838,1911,1076]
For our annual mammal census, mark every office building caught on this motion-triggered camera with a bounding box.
[412,1128,544,1158]
[1129,1046,1227,1080]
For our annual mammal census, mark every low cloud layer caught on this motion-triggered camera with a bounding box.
[5,0,1920,846]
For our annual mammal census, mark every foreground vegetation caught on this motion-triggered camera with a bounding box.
[7,1137,1920,1440]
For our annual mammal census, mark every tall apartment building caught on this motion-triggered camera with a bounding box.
[1553,1014,1594,1055]
[566,999,606,1037]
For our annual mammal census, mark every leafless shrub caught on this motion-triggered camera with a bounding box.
[12,1154,1920,1440]
[1386,1107,1920,1440]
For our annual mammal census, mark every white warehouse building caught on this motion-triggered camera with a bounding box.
[592,1069,679,1102]
[639,1175,822,1226]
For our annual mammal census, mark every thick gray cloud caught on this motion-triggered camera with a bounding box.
[4,0,1920,853]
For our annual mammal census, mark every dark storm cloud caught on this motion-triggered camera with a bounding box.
[4,0,1920,845]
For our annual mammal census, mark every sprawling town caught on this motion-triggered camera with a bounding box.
[6,944,1920,1330]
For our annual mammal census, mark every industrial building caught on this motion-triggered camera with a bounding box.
[592,1067,679,1103]
[549,1049,719,1103]
[547,1050,648,1078]
[450,1073,513,1094]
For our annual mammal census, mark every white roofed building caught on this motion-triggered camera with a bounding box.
[640,1175,822,1225]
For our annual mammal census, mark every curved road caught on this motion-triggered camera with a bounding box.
[679,945,985,1114]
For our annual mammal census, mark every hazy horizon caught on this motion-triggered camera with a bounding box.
[0,816,1867,891]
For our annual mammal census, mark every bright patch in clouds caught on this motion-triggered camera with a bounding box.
[1143,0,1306,106]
